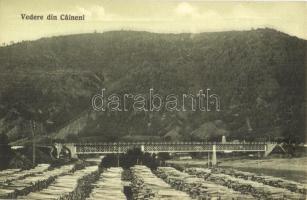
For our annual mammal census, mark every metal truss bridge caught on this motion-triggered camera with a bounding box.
[54,142,278,160]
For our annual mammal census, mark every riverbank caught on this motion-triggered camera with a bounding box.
[220,157,307,184]
[166,157,307,184]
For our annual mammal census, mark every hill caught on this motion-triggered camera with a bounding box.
[0,28,305,143]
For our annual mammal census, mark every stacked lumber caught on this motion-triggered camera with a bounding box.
[0,164,75,199]
[184,168,212,179]
[0,169,21,177]
[17,165,99,200]
[87,167,126,200]
[130,165,191,200]
[85,157,104,165]
[185,168,305,200]
[214,168,306,194]
[0,188,16,199]
[0,164,50,183]
[157,167,255,200]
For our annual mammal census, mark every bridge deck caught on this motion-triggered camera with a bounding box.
[73,142,270,154]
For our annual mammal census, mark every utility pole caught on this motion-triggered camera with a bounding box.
[31,120,36,167]
[117,143,120,167]
[207,152,210,168]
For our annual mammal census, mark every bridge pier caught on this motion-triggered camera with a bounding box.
[65,143,78,159]
[141,145,145,152]
[264,143,282,157]
[54,143,78,159]
[54,143,63,159]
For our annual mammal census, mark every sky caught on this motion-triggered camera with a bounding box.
[0,0,306,44]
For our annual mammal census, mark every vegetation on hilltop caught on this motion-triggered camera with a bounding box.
[0,28,305,143]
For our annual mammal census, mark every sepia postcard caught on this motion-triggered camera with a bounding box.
[0,0,306,199]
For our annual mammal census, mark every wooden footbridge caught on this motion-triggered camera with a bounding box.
[54,142,278,161]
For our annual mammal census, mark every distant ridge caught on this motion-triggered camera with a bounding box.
[0,28,305,143]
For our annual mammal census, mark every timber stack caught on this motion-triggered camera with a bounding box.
[185,167,305,200]
[214,168,307,194]
[0,164,75,199]
[0,169,21,177]
[17,165,99,200]
[130,165,191,200]
[156,167,255,200]
[0,164,50,183]
[87,167,126,200]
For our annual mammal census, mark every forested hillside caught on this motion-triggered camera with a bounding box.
[0,28,305,143]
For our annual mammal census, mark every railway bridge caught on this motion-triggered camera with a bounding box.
[54,142,278,165]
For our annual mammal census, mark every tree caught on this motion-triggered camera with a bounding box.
[0,133,12,170]
[65,134,79,142]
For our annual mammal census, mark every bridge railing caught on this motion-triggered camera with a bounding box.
[72,141,272,145]
[73,142,271,154]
